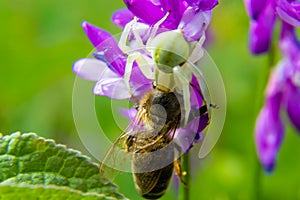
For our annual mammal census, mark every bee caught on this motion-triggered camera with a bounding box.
[126,89,182,199]
[100,85,209,199]
[100,12,211,200]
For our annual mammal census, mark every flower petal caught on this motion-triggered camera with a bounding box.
[175,128,197,153]
[82,21,115,50]
[119,107,138,121]
[255,59,286,173]
[178,8,211,41]
[93,68,131,99]
[248,3,276,54]
[159,0,187,29]
[285,77,300,132]
[82,21,126,75]
[190,75,203,108]
[197,113,209,133]
[174,114,207,153]
[266,61,286,99]
[255,101,284,172]
[129,66,153,99]
[255,72,284,172]
[72,58,108,81]
[92,63,152,100]
[112,9,134,28]
[124,0,165,25]
[244,0,268,19]
[276,0,300,27]
[186,0,219,11]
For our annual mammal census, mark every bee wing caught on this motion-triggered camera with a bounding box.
[100,113,144,181]
[99,131,131,181]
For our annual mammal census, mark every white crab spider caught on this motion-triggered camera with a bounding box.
[118,13,209,126]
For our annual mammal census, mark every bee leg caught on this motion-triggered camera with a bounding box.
[174,160,188,187]
[118,18,136,53]
[173,66,191,127]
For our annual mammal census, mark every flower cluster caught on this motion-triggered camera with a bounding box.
[114,0,217,41]
[244,0,300,54]
[73,0,218,152]
[244,0,300,172]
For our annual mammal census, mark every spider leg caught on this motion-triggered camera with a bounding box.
[124,53,136,94]
[124,52,155,94]
[131,20,146,51]
[173,66,191,127]
[119,17,148,54]
[119,17,141,54]
[188,34,206,64]
[146,12,170,46]
[136,54,155,80]
[184,62,211,117]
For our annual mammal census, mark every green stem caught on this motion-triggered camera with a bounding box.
[179,153,190,200]
[183,153,190,200]
[268,42,276,68]
[253,156,262,199]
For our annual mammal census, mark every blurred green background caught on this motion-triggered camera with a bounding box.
[1,0,300,199]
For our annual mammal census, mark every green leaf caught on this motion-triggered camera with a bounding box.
[0,132,127,200]
[0,185,119,200]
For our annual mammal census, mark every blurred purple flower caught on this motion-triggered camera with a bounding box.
[255,101,284,172]
[255,64,285,172]
[244,0,300,54]
[276,0,300,27]
[255,23,300,172]
[285,78,300,132]
[281,24,300,133]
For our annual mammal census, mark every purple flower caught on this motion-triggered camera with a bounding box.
[276,0,300,27]
[73,0,217,154]
[112,0,218,41]
[255,101,285,172]
[255,23,300,171]
[248,2,276,54]
[175,115,207,153]
[73,21,152,100]
[245,0,300,172]
[111,8,134,28]
[244,0,268,19]
[244,0,300,54]
[255,64,285,172]
[186,0,218,10]
[281,24,300,132]
[285,78,300,132]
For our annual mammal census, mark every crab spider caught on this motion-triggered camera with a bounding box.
[118,14,210,126]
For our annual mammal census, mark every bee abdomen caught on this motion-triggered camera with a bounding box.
[134,163,174,199]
